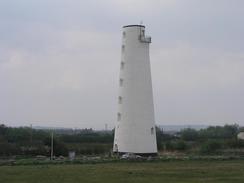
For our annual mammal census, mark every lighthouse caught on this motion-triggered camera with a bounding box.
[113,25,157,156]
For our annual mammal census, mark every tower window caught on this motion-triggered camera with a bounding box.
[119,78,123,86]
[118,96,122,104]
[123,31,126,38]
[151,127,154,135]
[122,45,125,52]
[117,113,121,121]
[141,30,145,36]
[120,62,125,70]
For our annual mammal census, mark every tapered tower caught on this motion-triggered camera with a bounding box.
[113,25,157,155]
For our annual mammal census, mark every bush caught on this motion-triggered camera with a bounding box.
[175,140,188,151]
[165,142,174,151]
[226,139,244,148]
[180,128,199,141]
[199,140,223,154]
[164,140,187,151]
[199,125,239,140]
[43,137,68,156]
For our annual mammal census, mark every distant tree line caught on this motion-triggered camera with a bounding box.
[1,124,244,157]
[0,124,113,157]
[157,124,244,154]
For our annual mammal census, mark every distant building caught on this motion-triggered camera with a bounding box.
[237,132,244,140]
[113,25,157,156]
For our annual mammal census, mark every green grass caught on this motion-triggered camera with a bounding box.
[1,160,244,183]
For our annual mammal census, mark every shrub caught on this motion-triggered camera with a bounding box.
[199,140,223,154]
[174,140,188,151]
[180,128,199,141]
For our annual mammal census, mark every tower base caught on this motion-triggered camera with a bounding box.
[114,151,158,157]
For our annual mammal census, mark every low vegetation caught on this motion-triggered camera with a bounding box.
[1,160,244,183]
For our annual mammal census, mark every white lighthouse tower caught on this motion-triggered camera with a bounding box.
[113,25,157,156]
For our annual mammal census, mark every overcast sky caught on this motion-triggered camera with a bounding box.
[0,0,243,129]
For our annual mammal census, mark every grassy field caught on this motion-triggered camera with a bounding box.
[1,160,244,183]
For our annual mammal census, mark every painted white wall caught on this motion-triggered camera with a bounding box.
[113,25,157,154]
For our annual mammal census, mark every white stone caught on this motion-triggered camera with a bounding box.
[113,25,157,154]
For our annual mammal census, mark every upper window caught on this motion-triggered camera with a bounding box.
[141,30,145,36]
[119,78,123,87]
[118,96,122,104]
[122,45,125,52]
[120,62,125,70]
[117,113,121,121]
[123,31,126,38]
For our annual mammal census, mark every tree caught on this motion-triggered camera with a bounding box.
[180,128,199,141]
[43,135,68,156]
[200,140,222,154]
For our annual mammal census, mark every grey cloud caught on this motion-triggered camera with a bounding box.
[0,0,243,128]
